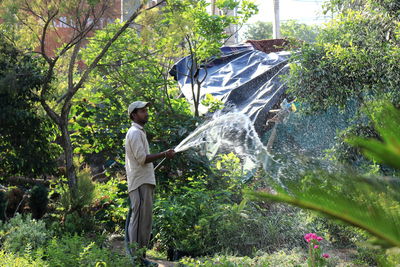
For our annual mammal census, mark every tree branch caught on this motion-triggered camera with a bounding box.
[63,1,160,112]
[40,10,59,64]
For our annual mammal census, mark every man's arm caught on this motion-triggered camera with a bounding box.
[145,149,175,163]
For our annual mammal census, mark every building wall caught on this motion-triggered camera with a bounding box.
[42,0,122,57]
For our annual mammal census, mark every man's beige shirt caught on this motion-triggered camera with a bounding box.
[125,122,155,192]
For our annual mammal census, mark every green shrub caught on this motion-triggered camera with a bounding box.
[63,211,96,234]
[178,249,307,267]
[0,213,50,254]
[44,234,131,267]
[214,204,307,254]
[307,214,367,248]
[154,179,308,258]
[29,184,49,219]
[51,165,96,234]
[59,166,95,213]
[93,175,129,232]
[0,190,7,221]
[154,153,309,259]
[0,250,48,267]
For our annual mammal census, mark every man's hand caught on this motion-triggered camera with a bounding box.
[164,149,175,159]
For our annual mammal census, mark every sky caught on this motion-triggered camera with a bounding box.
[248,0,329,25]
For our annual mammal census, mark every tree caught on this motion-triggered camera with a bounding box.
[285,0,400,164]
[0,0,165,192]
[71,20,197,173]
[288,0,400,112]
[0,34,60,179]
[162,0,258,116]
[281,20,320,43]
[243,21,273,40]
[244,20,320,42]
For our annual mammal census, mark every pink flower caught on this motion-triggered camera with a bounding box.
[310,233,318,239]
[322,254,330,258]
[314,245,319,249]
[304,233,320,243]
[304,233,311,242]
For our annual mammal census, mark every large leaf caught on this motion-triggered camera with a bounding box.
[347,102,400,170]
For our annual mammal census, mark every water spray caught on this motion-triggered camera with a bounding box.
[266,99,296,153]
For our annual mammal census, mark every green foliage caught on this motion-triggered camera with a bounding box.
[0,214,50,254]
[0,34,60,178]
[281,20,320,43]
[59,166,95,213]
[201,93,224,113]
[29,184,49,219]
[246,102,400,249]
[243,21,273,40]
[287,4,400,113]
[77,21,196,166]
[44,234,131,267]
[154,153,308,259]
[0,250,48,267]
[347,101,400,170]
[163,0,257,61]
[0,190,7,221]
[50,165,96,233]
[285,0,400,164]
[0,233,132,266]
[243,20,320,42]
[178,249,307,266]
[93,176,129,232]
[307,215,367,248]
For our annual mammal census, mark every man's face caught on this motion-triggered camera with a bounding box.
[132,107,149,124]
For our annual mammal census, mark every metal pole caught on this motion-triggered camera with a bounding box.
[272,0,281,39]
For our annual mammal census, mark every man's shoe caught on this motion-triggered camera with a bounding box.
[142,258,158,267]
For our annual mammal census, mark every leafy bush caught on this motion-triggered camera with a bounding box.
[59,165,95,213]
[44,234,131,267]
[0,213,50,254]
[307,215,366,248]
[0,250,48,267]
[154,154,308,259]
[29,184,49,219]
[0,35,60,179]
[178,249,307,267]
[0,190,7,221]
[49,167,130,234]
[50,165,96,234]
[93,176,129,232]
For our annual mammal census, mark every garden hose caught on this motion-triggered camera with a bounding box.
[154,157,166,171]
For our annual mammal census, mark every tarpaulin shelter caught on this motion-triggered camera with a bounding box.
[169,39,292,132]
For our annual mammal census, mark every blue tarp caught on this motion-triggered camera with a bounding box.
[169,45,291,131]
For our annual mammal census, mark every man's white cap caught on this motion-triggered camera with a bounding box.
[128,101,150,116]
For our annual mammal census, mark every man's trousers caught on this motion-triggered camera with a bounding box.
[128,183,155,251]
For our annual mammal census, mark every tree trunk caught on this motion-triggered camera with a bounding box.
[60,122,77,192]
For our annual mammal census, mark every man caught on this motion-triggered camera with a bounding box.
[125,101,175,266]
